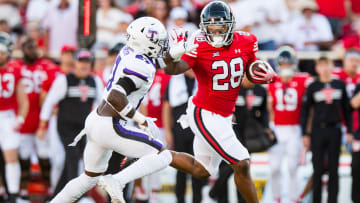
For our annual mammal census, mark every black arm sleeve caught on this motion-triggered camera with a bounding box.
[342,83,353,133]
[260,86,269,128]
[116,77,137,95]
[300,83,313,135]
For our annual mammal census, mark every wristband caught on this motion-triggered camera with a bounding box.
[119,103,133,117]
[132,111,146,125]
[38,122,48,131]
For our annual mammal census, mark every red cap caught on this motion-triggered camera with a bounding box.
[61,45,76,54]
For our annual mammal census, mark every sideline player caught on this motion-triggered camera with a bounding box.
[267,46,312,202]
[161,1,276,203]
[0,33,29,202]
[15,38,57,198]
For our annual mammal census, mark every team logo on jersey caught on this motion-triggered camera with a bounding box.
[246,94,256,109]
[314,88,342,104]
[78,85,89,102]
[235,49,241,54]
[212,52,220,57]
[321,88,334,104]
[253,42,258,52]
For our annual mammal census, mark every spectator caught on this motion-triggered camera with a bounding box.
[98,42,125,85]
[38,49,103,196]
[26,0,51,23]
[351,0,360,17]
[26,21,45,53]
[163,70,207,203]
[228,0,258,32]
[0,1,21,29]
[251,0,289,50]
[133,0,155,19]
[150,0,169,27]
[0,19,11,34]
[316,0,347,38]
[96,0,125,49]
[114,13,133,46]
[334,19,360,54]
[43,0,78,58]
[301,57,352,203]
[285,0,334,51]
[167,7,197,33]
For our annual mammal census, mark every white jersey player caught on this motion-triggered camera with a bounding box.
[51,17,208,203]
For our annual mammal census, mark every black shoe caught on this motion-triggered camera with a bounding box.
[7,194,17,203]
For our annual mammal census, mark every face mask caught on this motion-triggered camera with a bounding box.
[211,35,224,48]
[279,68,295,77]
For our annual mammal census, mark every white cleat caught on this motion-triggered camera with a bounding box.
[98,175,125,203]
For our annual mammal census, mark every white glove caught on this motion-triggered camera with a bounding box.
[169,27,198,62]
[13,116,24,131]
[142,117,160,139]
[247,60,277,84]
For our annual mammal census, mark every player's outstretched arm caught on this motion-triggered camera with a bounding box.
[163,53,190,75]
[162,28,198,75]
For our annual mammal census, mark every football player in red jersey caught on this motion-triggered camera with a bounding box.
[332,49,360,132]
[0,33,28,202]
[16,38,57,198]
[162,2,276,203]
[267,46,312,202]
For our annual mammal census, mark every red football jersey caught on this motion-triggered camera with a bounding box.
[181,30,258,117]
[268,73,311,125]
[0,63,22,111]
[332,67,360,130]
[16,59,57,134]
[145,69,171,128]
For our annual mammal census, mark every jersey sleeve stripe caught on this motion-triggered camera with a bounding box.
[186,53,197,58]
[123,68,148,81]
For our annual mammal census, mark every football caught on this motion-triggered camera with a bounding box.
[246,60,276,84]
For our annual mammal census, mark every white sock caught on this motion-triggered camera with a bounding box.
[50,173,99,203]
[113,150,172,185]
[5,162,20,194]
[36,136,50,158]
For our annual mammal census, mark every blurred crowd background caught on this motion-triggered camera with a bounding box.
[0,0,360,202]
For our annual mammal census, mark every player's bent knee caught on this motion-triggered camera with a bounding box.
[232,159,250,177]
